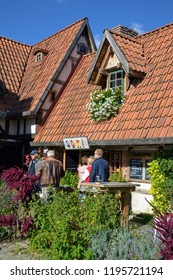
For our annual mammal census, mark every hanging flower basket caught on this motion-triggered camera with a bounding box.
[87,87,125,122]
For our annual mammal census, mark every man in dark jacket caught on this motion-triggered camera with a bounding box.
[90,149,110,182]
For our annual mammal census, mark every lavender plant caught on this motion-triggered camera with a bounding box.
[91,227,159,260]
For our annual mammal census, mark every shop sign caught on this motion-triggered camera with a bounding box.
[63,137,90,150]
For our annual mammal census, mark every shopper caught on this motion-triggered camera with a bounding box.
[90,149,110,182]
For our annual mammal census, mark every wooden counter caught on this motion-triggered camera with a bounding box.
[80,182,137,226]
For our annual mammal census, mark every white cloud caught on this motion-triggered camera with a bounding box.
[131,22,145,34]
[94,34,101,48]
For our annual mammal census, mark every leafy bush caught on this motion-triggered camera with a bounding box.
[91,226,159,260]
[109,171,126,182]
[29,190,120,259]
[60,170,78,188]
[148,157,172,213]
[0,167,40,239]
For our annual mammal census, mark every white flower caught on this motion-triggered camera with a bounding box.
[87,87,124,122]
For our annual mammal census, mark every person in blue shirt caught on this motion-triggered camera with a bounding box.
[90,149,110,182]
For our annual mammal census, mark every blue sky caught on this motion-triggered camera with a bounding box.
[1,0,173,47]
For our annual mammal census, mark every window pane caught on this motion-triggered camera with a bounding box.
[117,79,122,86]
[110,81,115,88]
[109,70,124,90]
[110,73,115,80]
[117,71,122,79]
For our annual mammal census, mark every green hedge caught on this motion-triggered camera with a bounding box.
[29,189,120,259]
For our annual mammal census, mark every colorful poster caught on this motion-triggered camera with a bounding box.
[63,137,90,150]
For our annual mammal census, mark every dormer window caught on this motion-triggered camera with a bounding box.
[33,48,49,62]
[77,43,88,54]
[108,70,124,90]
[35,52,43,62]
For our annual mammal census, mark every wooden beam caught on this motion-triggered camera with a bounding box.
[54,79,65,85]
[94,45,114,84]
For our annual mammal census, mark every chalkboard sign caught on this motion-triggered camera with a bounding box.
[145,159,152,180]
[130,159,143,180]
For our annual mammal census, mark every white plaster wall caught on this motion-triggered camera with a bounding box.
[132,182,151,193]
[9,120,17,135]
[25,118,36,134]
[131,192,153,214]
[58,58,72,80]
[105,53,120,69]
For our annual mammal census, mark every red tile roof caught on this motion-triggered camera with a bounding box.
[0,18,90,114]
[111,32,146,73]
[0,37,31,94]
[16,18,88,113]
[34,23,173,145]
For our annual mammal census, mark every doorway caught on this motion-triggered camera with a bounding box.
[66,150,79,173]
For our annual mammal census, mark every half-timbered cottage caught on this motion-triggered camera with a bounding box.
[1,19,173,197]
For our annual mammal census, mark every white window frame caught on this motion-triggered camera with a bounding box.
[35,52,43,62]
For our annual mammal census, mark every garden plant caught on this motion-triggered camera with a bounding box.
[0,165,172,259]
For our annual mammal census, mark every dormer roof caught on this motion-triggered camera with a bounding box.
[88,26,146,84]
[33,48,49,55]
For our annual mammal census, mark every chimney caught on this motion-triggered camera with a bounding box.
[112,25,138,37]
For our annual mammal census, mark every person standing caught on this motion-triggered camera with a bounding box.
[28,149,42,195]
[90,149,110,182]
[36,150,64,201]
[28,150,42,176]
[77,156,88,188]
[81,156,95,183]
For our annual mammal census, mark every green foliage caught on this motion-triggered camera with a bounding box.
[60,170,78,188]
[109,171,126,182]
[87,87,125,122]
[148,159,166,213]
[91,227,159,260]
[29,190,120,259]
[148,154,173,213]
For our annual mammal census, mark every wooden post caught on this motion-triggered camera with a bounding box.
[121,191,130,227]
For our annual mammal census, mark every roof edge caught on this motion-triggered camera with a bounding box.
[31,137,173,147]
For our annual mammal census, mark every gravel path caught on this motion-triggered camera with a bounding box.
[0,240,37,260]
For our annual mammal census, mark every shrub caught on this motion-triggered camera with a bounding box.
[60,170,78,188]
[148,157,173,213]
[91,226,159,260]
[109,171,126,182]
[0,167,40,239]
[30,190,120,259]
